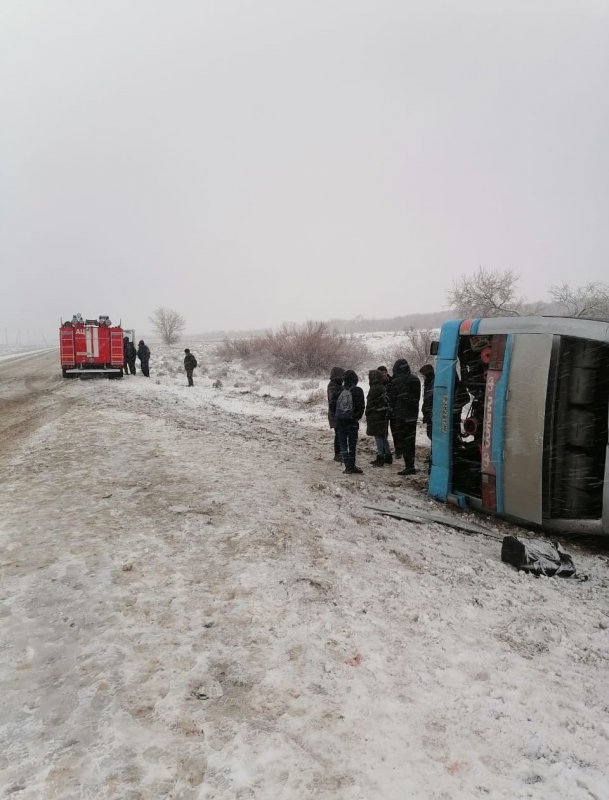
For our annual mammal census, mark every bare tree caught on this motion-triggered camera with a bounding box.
[549,282,609,320]
[447,267,522,317]
[149,307,186,345]
[404,328,436,372]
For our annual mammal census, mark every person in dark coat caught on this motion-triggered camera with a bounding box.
[387,358,421,475]
[366,369,391,466]
[183,348,197,386]
[137,340,151,377]
[327,367,345,462]
[419,364,435,441]
[124,338,137,375]
[329,369,365,474]
[378,364,400,457]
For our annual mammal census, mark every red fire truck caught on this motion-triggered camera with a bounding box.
[60,314,125,378]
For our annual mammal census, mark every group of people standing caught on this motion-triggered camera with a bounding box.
[123,337,151,377]
[327,360,435,476]
[122,338,200,386]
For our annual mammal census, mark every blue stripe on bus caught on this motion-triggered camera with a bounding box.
[429,320,462,500]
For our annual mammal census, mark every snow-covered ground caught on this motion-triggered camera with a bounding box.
[1,342,608,800]
[0,347,56,363]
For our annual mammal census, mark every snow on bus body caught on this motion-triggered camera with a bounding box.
[59,315,125,378]
[429,316,609,536]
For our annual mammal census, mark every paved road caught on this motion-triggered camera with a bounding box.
[0,350,68,448]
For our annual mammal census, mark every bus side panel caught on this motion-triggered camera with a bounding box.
[429,320,462,501]
[502,333,553,525]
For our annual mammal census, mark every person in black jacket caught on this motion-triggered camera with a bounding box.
[378,365,399,457]
[366,369,391,466]
[387,359,421,476]
[183,348,197,386]
[327,367,345,462]
[330,369,365,474]
[124,338,137,375]
[137,340,151,377]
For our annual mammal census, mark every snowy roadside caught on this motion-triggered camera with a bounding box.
[0,347,56,363]
[1,348,608,800]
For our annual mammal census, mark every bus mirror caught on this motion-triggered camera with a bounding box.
[430,341,439,356]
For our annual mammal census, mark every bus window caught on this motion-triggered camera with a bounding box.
[546,336,609,519]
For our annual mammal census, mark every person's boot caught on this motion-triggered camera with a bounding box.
[345,466,363,474]
[334,453,342,462]
[370,456,385,467]
[397,466,417,476]
[384,453,393,465]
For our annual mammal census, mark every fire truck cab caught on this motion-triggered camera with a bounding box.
[60,314,125,378]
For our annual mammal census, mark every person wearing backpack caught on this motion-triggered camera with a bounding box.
[329,369,365,474]
[327,366,346,462]
[183,348,198,386]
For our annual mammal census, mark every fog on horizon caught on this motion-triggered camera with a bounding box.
[1,0,608,343]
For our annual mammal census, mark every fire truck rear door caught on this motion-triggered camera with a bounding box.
[85,325,100,358]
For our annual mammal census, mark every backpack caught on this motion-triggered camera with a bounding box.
[191,356,197,368]
[335,387,354,420]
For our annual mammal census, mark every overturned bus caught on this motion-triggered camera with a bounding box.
[429,316,609,536]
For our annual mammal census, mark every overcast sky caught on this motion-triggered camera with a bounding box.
[1,0,608,341]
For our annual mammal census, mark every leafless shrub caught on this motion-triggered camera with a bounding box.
[378,329,436,374]
[303,388,325,405]
[263,321,370,376]
[378,340,409,369]
[403,328,437,372]
[448,267,523,317]
[216,321,370,376]
[216,337,265,360]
